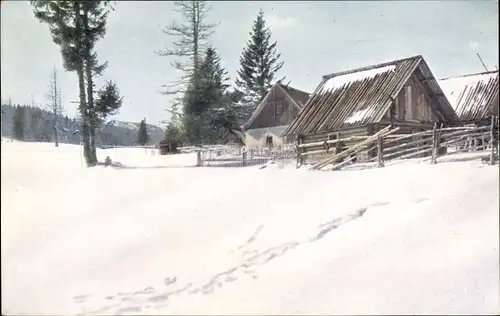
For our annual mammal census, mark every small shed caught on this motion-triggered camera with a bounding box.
[158,139,179,155]
[283,55,460,160]
[242,81,310,150]
[438,70,499,126]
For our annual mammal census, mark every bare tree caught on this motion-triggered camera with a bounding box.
[156,1,218,116]
[45,66,64,147]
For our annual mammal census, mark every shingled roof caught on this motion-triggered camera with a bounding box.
[283,55,459,136]
[438,70,499,121]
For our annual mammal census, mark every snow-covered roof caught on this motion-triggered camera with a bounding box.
[438,71,499,121]
[284,55,459,136]
[320,65,396,94]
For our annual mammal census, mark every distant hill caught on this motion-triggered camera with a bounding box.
[1,104,165,146]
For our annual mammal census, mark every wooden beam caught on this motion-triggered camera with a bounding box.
[311,126,399,170]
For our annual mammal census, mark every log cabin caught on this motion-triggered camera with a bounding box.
[438,70,499,126]
[283,55,460,161]
[242,81,310,150]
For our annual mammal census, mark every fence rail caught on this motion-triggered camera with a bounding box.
[194,118,499,170]
[297,117,499,171]
[197,146,297,167]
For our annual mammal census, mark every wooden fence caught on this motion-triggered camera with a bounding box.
[297,117,499,171]
[197,146,297,167]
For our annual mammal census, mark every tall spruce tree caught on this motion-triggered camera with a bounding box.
[235,9,284,121]
[183,47,231,144]
[198,47,233,143]
[137,119,150,146]
[32,1,94,165]
[81,1,113,161]
[12,105,25,141]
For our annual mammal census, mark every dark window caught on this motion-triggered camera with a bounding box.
[266,136,273,146]
[276,103,283,116]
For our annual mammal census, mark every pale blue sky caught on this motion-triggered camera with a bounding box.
[1,1,498,125]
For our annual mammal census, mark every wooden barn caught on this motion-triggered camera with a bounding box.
[438,70,499,126]
[242,81,310,150]
[283,55,460,160]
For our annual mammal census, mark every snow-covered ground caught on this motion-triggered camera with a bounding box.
[1,140,499,315]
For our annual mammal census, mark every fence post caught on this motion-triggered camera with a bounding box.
[242,150,247,167]
[431,122,438,164]
[196,150,202,167]
[490,116,497,165]
[296,136,302,168]
[377,136,385,168]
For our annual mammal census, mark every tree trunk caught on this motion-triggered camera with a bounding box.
[53,67,59,147]
[83,5,98,163]
[53,125,59,147]
[78,67,93,166]
[192,1,199,72]
[75,1,95,167]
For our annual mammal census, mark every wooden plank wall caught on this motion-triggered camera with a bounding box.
[248,87,300,129]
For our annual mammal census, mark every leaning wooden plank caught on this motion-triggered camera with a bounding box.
[312,125,397,170]
[298,135,370,149]
[300,143,374,157]
[331,154,358,171]
[310,126,397,170]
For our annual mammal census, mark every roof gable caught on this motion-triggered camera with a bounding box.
[242,82,310,130]
[284,55,459,136]
[279,84,310,106]
[438,70,499,121]
[221,128,245,145]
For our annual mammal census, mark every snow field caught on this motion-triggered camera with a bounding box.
[1,140,498,315]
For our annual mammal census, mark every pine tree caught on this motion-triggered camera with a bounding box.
[31,0,114,167]
[94,80,123,128]
[12,105,25,140]
[163,121,184,153]
[30,108,43,141]
[137,119,150,146]
[32,1,93,165]
[235,9,284,120]
[81,1,113,162]
[183,47,231,144]
[198,47,233,143]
